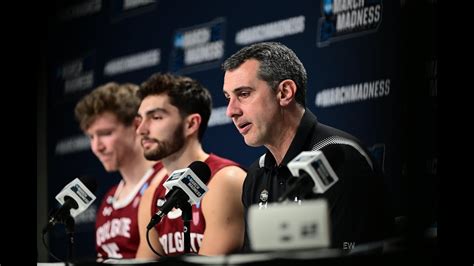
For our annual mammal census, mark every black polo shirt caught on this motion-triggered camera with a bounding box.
[241,109,392,251]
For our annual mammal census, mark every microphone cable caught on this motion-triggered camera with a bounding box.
[146,226,164,257]
[41,230,63,262]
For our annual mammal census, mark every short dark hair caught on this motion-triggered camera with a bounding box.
[75,82,140,131]
[138,73,212,141]
[222,42,307,107]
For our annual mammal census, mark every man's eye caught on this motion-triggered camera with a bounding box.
[239,91,250,98]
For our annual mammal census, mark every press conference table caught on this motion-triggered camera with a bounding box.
[38,235,437,266]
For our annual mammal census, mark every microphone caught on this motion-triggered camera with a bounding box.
[147,161,211,229]
[278,150,339,202]
[43,176,97,233]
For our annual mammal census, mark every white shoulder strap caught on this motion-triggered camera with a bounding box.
[312,136,373,170]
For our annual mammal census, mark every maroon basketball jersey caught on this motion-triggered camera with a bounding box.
[151,154,240,256]
[96,162,163,260]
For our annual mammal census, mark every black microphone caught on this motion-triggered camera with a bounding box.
[278,150,339,202]
[43,176,97,233]
[147,161,211,229]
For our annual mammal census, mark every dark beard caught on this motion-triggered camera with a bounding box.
[144,123,185,161]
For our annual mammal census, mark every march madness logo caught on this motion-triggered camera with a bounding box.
[317,0,383,47]
[169,18,226,74]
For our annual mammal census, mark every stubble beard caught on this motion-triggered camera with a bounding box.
[144,124,185,161]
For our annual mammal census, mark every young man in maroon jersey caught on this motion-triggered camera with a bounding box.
[75,82,164,260]
[135,73,246,258]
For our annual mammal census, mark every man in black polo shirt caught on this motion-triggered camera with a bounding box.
[222,42,393,251]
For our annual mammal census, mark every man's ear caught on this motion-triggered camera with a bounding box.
[277,79,297,106]
[185,113,202,137]
[133,116,141,130]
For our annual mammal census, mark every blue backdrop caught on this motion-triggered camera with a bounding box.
[41,0,437,261]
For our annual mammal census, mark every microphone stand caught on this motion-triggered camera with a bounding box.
[180,202,192,253]
[64,215,75,266]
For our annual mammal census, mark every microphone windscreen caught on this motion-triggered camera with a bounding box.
[78,176,98,193]
[188,161,211,184]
